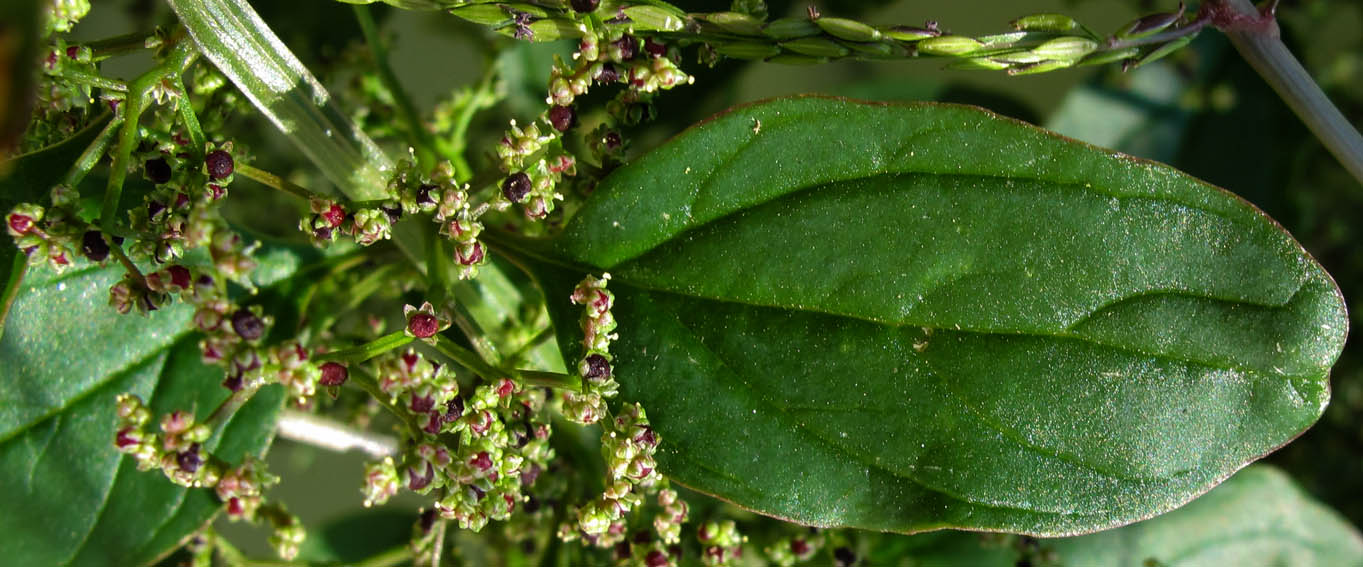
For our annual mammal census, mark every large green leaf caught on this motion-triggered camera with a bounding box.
[530,96,1348,536]
[0,263,285,566]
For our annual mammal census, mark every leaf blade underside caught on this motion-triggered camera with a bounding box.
[541,96,1347,536]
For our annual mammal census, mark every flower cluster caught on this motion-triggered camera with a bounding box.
[764,531,825,566]
[698,519,747,566]
[563,273,620,424]
[495,18,692,220]
[360,348,555,533]
[113,394,301,558]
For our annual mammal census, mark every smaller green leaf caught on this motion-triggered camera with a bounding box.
[1049,465,1363,566]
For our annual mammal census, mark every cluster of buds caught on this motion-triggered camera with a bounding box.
[115,392,286,550]
[698,520,747,567]
[26,38,100,151]
[261,505,307,560]
[564,403,662,546]
[130,143,238,267]
[764,531,825,566]
[299,198,399,247]
[267,341,323,404]
[7,202,73,270]
[44,0,91,35]
[373,347,460,435]
[362,350,555,533]
[652,488,689,545]
[563,274,619,424]
[495,20,692,220]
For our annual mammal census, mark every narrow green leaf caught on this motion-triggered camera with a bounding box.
[535,96,1347,536]
[0,263,284,566]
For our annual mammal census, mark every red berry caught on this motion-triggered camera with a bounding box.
[144,158,173,184]
[548,105,575,131]
[205,150,234,180]
[167,265,192,289]
[319,362,349,386]
[408,313,439,338]
[646,550,669,567]
[6,213,33,235]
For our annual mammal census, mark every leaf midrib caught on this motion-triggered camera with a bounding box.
[613,277,1320,382]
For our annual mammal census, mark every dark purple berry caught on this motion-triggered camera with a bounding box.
[570,0,599,12]
[583,353,611,381]
[645,551,669,567]
[614,36,639,60]
[81,231,110,262]
[596,63,619,83]
[645,37,667,58]
[381,204,402,223]
[416,184,437,205]
[408,313,439,338]
[231,309,264,341]
[222,371,244,392]
[147,200,167,220]
[205,150,234,180]
[548,105,575,132]
[419,509,437,533]
[445,397,465,421]
[177,444,202,473]
[501,172,532,203]
[790,539,810,556]
[410,394,435,413]
[833,547,857,567]
[319,362,349,386]
[604,131,623,150]
[167,265,192,289]
[144,158,173,184]
[408,462,434,491]
[614,542,632,561]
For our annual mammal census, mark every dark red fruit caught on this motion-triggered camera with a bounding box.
[570,0,599,12]
[408,313,439,338]
[583,353,611,380]
[144,158,173,184]
[82,231,110,262]
[205,150,234,180]
[548,105,575,132]
[319,362,349,386]
[501,172,532,203]
[231,309,264,340]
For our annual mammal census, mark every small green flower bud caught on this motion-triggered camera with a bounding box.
[780,37,851,58]
[763,17,821,39]
[1010,13,1079,32]
[845,40,895,57]
[448,4,515,26]
[1116,3,1186,39]
[699,12,765,36]
[882,24,942,42]
[714,41,782,60]
[1031,37,1098,60]
[1077,47,1141,67]
[946,57,1012,71]
[1009,59,1077,75]
[915,35,985,56]
[1127,35,1194,70]
[621,5,685,32]
[814,17,882,42]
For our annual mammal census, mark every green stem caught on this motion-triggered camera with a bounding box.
[204,384,259,429]
[85,30,158,59]
[56,66,128,92]
[237,163,326,201]
[0,254,28,342]
[62,113,122,188]
[174,77,207,158]
[316,331,414,364]
[1215,0,1363,186]
[101,39,197,233]
[433,335,579,390]
[352,366,424,438]
[353,4,437,169]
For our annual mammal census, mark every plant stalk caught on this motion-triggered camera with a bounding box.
[1215,0,1363,186]
[276,409,397,457]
